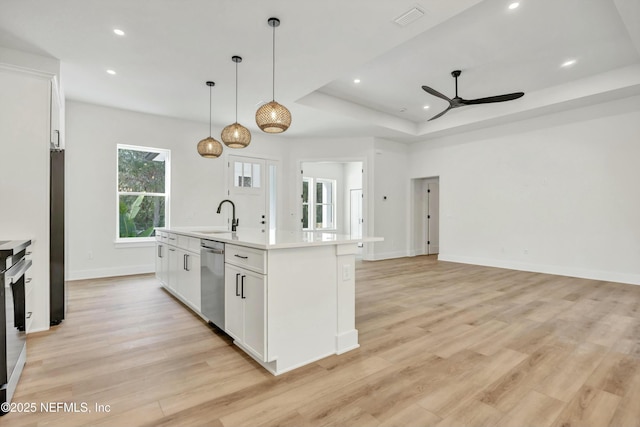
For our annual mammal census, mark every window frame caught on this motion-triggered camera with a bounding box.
[115,144,171,244]
[302,177,337,231]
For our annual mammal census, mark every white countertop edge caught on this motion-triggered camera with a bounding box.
[156,227,383,250]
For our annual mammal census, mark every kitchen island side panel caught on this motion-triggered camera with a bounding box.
[266,245,338,373]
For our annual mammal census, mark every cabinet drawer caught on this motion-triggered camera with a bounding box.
[225,245,266,274]
[177,235,200,253]
[166,233,177,244]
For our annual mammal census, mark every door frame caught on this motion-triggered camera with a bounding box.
[410,176,440,256]
[295,157,368,242]
[225,153,280,232]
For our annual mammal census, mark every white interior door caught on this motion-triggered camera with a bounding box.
[426,182,439,254]
[227,155,267,232]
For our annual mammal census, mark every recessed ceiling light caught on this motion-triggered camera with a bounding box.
[508,2,520,10]
[113,29,125,36]
[561,59,577,68]
[106,69,116,75]
[423,105,430,109]
[353,79,361,84]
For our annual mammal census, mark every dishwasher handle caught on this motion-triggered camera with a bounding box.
[202,248,224,255]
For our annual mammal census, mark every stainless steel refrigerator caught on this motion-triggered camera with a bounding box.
[50,149,65,325]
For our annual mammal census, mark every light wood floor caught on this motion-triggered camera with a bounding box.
[7,256,640,426]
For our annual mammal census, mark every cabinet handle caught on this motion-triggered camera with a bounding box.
[158,245,162,258]
[241,275,246,299]
[169,248,176,252]
[169,237,176,241]
[235,273,240,296]
[186,254,190,271]
[26,311,32,319]
[183,254,187,271]
[234,254,249,259]
[26,278,32,284]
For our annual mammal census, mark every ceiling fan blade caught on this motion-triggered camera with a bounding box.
[462,92,524,105]
[428,106,452,121]
[422,85,452,103]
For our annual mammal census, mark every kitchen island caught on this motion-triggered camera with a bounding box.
[155,227,381,375]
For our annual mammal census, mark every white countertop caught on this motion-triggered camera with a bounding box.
[156,227,382,250]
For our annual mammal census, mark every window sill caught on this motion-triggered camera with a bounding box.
[114,239,156,249]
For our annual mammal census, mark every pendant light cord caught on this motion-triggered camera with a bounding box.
[235,61,239,122]
[272,23,276,101]
[209,85,212,137]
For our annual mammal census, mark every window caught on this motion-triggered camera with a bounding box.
[234,161,261,188]
[117,145,170,240]
[302,177,336,230]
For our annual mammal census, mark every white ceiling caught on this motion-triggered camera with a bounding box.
[1,0,639,142]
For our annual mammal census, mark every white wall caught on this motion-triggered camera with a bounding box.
[66,101,288,280]
[409,94,640,285]
[370,138,411,260]
[0,45,60,77]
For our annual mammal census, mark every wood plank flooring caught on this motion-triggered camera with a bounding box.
[6,256,640,426]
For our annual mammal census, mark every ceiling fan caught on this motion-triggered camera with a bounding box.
[422,70,524,121]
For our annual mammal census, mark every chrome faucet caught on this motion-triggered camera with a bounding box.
[216,199,238,232]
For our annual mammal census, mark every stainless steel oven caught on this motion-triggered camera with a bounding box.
[1,239,31,415]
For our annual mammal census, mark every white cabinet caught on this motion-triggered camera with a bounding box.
[167,246,179,293]
[155,240,169,286]
[177,249,201,312]
[0,67,56,333]
[156,232,202,313]
[25,250,35,333]
[49,77,64,148]
[224,263,266,361]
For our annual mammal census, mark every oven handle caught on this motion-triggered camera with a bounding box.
[6,258,32,285]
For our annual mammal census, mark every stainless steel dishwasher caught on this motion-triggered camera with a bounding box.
[200,239,225,330]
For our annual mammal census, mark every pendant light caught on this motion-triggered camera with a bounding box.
[197,81,223,158]
[221,56,251,148]
[255,17,292,133]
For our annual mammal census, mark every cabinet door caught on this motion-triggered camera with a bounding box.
[242,270,266,361]
[182,252,201,311]
[167,247,179,292]
[155,243,164,283]
[224,265,244,342]
[160,247,169,285]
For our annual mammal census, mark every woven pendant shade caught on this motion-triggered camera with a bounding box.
[197,136,223,158]
[221,122,251,148]
[222,56,252,148]
[198,81,223,158]
[256,101,291,133]
[256,17,291,134]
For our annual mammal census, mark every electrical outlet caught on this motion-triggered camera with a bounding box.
[342,264,352,281]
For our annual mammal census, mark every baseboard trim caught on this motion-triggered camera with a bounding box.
[67,264,155,281]
[438,254,640,286]
[364,250,410,261]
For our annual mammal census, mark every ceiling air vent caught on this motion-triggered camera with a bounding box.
[393,6,425,27]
